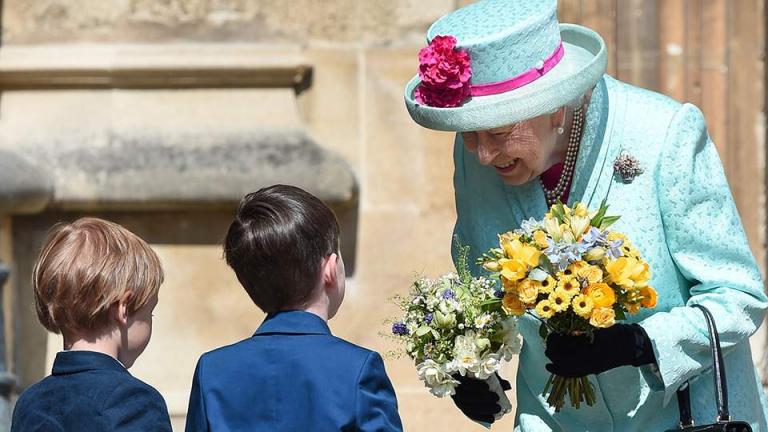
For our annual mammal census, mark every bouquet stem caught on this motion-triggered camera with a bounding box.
[542,374,595,411]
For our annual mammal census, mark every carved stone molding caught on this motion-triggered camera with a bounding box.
[0,44,312,91]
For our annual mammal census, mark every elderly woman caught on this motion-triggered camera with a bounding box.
[404,0,768,431]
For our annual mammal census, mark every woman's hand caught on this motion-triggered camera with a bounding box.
[544,323,656,377]
[450,373,511,424]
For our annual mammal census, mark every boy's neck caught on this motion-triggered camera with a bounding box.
[303,304,329,322]
[64,328,121,364]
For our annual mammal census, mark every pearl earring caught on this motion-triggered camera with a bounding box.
[555,109,566,135]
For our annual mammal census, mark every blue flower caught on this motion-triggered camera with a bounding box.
[391,322,409,335]
[544,240,580,271]
[518,217,543,236]
[581,227,606,248]
[425,313,434,324]
[494,290,505,299]
[442,289,456,299]
[606,239,624,260]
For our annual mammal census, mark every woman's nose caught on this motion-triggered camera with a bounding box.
[475,133,499,165]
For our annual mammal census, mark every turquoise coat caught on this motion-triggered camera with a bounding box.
[452,75,768,431]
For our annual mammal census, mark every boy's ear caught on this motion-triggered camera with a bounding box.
[322,253,339,290]
[110,291,133,327]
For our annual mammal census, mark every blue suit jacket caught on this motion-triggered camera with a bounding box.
[185,311,403,431]
[11,350,172,432]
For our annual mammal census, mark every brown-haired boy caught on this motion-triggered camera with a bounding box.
[11,217,172,432]
[185,184,403,431]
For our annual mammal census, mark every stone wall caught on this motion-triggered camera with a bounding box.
[1,1,517,431]
[2,1,765,432]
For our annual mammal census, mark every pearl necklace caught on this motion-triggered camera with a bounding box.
[540,107,584,207]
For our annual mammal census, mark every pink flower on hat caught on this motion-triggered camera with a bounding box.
[414,35,472,108]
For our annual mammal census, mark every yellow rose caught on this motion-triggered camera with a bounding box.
[590,307,616,328]
[580,265,604,284]
[548,291,570,313]
[535,299,555,319]
[556,276,581,298]
[502,293,526,316]
[572,294,594,319]
[539,276,556,294]
[568,260,589,276]
[640,286,658,308]
[533,230,549,248]
[585,283,616,308]
[500,258,527,283]
[583,247,606,262]
[517,279,541,305]
[605,256,647,289]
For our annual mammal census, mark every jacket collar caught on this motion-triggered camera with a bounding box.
[51,350,129,376]
[253,310,331,336]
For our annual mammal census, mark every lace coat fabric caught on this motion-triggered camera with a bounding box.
[452,75,768,431]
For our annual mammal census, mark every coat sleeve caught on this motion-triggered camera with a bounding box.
[102,381,173,431]
[638,102,768,405]
[355,352,404,432]
[185,358,210,432]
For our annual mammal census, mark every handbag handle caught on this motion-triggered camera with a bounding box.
[676,304,730,427]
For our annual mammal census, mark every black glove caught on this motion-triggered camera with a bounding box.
[450,373,511,424]
[544,323,656,378]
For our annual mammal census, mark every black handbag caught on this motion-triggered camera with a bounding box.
[666,304,752,432]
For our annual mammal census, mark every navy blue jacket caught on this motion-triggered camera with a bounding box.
[185,311,403,431]
[11,350,172,432]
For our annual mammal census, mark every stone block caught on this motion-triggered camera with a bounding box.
[300,46,362,172]
[2,0,457,45]
[363,45,457,210]
[0,151,52,215]
[0,89,356,209]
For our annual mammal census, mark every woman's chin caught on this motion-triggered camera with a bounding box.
[497,171,532,186]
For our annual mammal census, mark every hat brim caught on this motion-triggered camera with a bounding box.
[404,23,607,132]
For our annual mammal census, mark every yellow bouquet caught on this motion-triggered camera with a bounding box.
[478,200,657,410]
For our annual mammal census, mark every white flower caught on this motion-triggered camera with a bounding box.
[417,360,459,398]
[498,317,522,361]
[438,300,455,314]
[474,353,501,380]
[452,331,481,375]
[474,313,493,329]
[406,321,419,335]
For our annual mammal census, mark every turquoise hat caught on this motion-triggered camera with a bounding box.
[404,0,606,132]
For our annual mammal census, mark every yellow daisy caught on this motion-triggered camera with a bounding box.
[548,291,570,313]
[557,276,581,298]
[572,294,594,319]
[539,276,556,294]
[535,299,555,319]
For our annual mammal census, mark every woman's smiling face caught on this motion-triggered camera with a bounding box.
[461,111,564,185]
